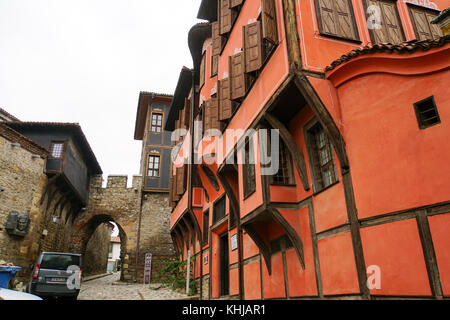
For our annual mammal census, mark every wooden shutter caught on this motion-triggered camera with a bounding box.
[176,164,186,195]
[211,55,218,77]
[380,1,404,43]
[210,98,220,130]
[366,0,404,44]
[184,98,191,128]
[409,6,441,41]
[173,175,180,201]
[261,0,278,44]
[229,52,247,100]
[243,21,263,73]
[199,53,206,88]
[218,78,234,121]
[367,0,388,43]
[204,100,212,132]
[316,0,338,36]
[334,0,357,40]
[212,22,223,56]
[230,0,243,8]
[426,12,442,39]
[204,98,220,131]
[316,0,357,40]
[219,0,233,35]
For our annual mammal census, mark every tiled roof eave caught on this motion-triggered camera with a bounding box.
[325,35,450,72]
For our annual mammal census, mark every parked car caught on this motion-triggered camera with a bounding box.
[28,252,82,300]
[0,287,42,300]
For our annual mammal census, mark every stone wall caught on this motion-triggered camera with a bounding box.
[72,175,175,283]
[135,192,176,282]
[83,223,112,276]
[0,132,116,285]
[0,134,47,283]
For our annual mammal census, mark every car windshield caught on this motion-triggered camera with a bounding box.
[40,254,80,271]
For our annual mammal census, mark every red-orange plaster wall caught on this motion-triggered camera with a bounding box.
[318,232,360,295]
[338,71,450,219]
[360,219,432,296]
[428,213,450,297]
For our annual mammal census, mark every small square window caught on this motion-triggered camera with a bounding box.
[414,96,440,130]
[50,142,64,159]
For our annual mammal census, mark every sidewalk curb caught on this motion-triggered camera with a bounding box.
[83,272,114,282]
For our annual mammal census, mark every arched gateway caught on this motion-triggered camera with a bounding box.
[71,175,175,282]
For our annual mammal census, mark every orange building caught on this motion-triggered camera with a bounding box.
[165,0,450,300]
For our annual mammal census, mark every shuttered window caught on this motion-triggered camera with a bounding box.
[169,177,176,209]
[212,22,223,56]
[183,98,191,129]
[218,78,236,121]
[315,0,359,41]
[242,0,278,76]
[364,0,405,44]
[204,98,221,132]
[219,0,236,35]
[262,0,278,44]
[242,137,256,198]
[200,53,206,89]
[243,21,263,73]
[176,164,187,195]
[408,5,442,41]
[211,55,218,77]
[229,52,247,100]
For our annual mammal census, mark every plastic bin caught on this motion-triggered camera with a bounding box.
[0,266,22,289]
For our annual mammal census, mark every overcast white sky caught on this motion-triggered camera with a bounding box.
[0,0,203,184]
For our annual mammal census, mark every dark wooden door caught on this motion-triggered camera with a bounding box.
[219,233,230,296]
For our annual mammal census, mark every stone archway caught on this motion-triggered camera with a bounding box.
[69,175,175,283]
[79,214,129,280]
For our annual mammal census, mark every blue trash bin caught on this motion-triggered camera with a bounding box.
[0,266,22,289]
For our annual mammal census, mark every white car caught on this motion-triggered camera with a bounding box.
[0,287,42,300]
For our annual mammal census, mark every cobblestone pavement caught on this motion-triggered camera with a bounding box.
[77,272,196,300]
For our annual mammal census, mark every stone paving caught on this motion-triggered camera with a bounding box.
[77,272,197,300]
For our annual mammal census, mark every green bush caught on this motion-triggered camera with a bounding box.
[153,258,197,296]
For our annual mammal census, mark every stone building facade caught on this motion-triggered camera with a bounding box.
[1,100,176,285]
[0,124,48,283]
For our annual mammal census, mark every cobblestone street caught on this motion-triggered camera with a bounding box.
[78,272,196,300]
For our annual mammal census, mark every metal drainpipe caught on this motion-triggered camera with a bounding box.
[134,93,155,282]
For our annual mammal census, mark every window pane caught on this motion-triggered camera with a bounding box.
[320,148,330,165]
[323,169,332,187]
[318,131,326,148]
[50,143,64,158]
